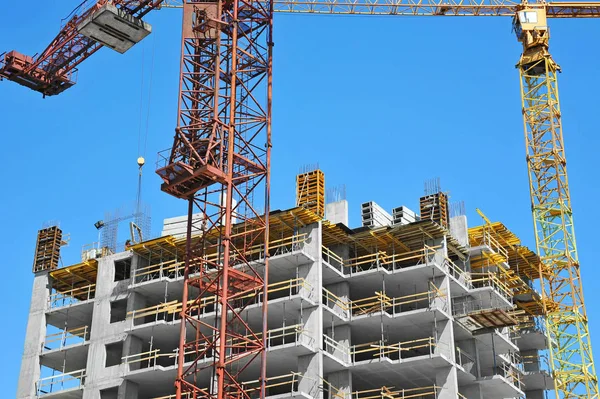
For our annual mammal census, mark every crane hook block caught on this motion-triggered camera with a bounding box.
[77,3,152,54]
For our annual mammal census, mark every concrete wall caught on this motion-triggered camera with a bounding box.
[17,271,50,399]
[325,200,349,226]
[82,252,134,399]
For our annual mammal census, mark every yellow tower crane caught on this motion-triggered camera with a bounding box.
[2,0,600,397]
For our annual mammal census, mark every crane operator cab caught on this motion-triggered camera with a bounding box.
[513,7,548,48]
[78,3,152,54]
[513,7,554,75]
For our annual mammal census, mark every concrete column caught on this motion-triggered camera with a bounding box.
[521,349,541,372]
[461,384,484,399]
[432,272,459,398]
[431,275,454,360]
[297,222,322,303]
[325,325,351,363]
[122,335,144,371]
[325,200,349,226]
[17,271,50,399]
[324,281,350,317]
[449,215,469,248]
[329,244,350,261]
[524,390,544,399]
[297,221,323,399]
[428,237,446,265]
[455,338,478,377]
[301,305,321,351]
[127,291,147,327]
[433,319,454,360]
[298,354,323,399]
[117,381,140,399]
[435,366,459,399]
[85,253,131,395]
[326,370,352,399]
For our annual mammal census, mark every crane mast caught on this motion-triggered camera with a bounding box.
[155,1,272,398]
[2,1,600,398]
[515,8,599,398]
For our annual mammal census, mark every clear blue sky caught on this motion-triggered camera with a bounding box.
[2,1,600,395]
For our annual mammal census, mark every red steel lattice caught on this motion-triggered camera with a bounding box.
[156,1,273,398]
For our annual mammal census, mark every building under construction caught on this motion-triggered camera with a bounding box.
[18,171,553,399]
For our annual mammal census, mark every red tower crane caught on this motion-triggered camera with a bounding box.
[1,1,271,399]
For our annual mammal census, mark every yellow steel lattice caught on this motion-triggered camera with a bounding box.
[519,45,599,397]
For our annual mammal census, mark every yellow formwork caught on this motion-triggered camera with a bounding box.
[296,169,325,218]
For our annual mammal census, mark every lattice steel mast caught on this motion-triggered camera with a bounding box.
[515,7,598,398]
[155,1,272,398]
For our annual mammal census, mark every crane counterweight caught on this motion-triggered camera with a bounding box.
[77,3,152,54]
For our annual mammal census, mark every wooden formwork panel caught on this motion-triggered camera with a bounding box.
[419,192,449,229]
[33,226,63,273]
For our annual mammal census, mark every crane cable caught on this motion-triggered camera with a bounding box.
[136,32,156,214]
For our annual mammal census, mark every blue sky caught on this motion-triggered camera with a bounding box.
[2,1,600,395]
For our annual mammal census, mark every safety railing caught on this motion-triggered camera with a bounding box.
[43,326,89,351]
[127,278,313,327]
[323,334,351,363]
[380,245,439,271]
[239,324,312,351]
[322,246,344,273]
[522,353,551,373]
[484,362,523,391]
[322,245,445,277]
[345,252,387,273]
[152,373,322,399]
[324,335,437,365]
[441,257,471,288]
[352,385,442,399]
[122,345,212,370]
[352,287,447,316]
[132,234,308,286]
[513,315,546,336]
[323,286,448,320]
[499,351,523,371]
[472,228,508,263]
[36,369,86,396]
[131,258,184,284]
[122,348,167,369]
[452,297,510,318]
[127,299,182,327]
[48,284,96,309]
[322,287,350,319]
[471,272,513,303]
[238,372,302,398]
[351,337,437,363]
[124,325,311,371]
[269,233,308,257]
[455,346,476,370]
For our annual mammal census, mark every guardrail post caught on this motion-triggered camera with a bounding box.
[398,341,402,360]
